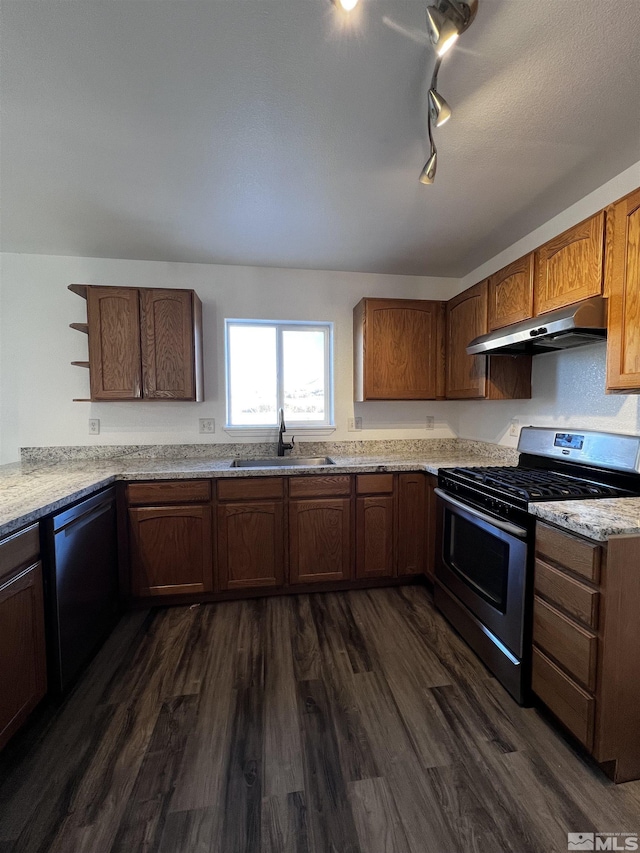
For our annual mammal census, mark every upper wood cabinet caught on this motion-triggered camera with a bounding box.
[534,212,605,315]
[488,253,535,331]
[605,187,640,393]
[354,297,445,401]
[71,284,204,401]
[446,281,489,399]
[446,280,532,400]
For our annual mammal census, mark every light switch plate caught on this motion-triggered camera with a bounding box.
[199,418,215,434]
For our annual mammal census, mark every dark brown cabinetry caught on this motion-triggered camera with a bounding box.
[446,281,532,400]
[70,284,204,402]
[0,524,47,750]
[532,521,640,783]
[127,481,213,598]
[354,297,445,401]
[216,478,285,591]
[397,473,426,576]
[355,474,395,579]
[534,212,605,315]
[425,474,439,582]
[488,253,535,331]
[289,476,352,585]
[605,187,640,392]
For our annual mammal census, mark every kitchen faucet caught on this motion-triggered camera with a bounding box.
[277,407,294,457]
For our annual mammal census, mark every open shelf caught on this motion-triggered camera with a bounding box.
[68,284,88,299]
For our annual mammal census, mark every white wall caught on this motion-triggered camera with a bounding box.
[2,162,639,463]
[0,255,461,463]
[456,160,640,447]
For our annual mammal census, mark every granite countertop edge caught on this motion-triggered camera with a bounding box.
[3,454,640,542]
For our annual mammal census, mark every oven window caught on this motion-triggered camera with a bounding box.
[445,512,509,612]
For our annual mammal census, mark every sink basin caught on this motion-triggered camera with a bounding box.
[231,456,335,468]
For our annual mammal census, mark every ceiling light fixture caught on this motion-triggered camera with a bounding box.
[428,87,452,126]
[332,0,359,11]
[420,0,477,184]
[426,0,477,55]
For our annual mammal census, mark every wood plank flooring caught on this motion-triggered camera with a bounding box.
[0,586,639,853]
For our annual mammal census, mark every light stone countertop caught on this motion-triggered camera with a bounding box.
[3,444,640,543]
[0,449,513,538]
[528,497,640,542]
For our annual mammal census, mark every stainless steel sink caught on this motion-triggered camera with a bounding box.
[231,456,335,468]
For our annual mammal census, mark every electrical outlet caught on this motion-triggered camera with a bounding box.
[199,418,215,434]
[425,416,435,430]
[509,418,520,438]
[348,417,362,432]
[88,419,100,435]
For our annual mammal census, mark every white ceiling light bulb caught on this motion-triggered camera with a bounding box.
[335,0,359,11]
[428,88,452,126]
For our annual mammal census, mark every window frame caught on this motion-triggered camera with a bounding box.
[224,318,334,429]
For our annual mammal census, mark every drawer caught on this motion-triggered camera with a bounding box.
[217,477,284,502]
[0,523,40,581]
[289,476,352,498]
[533,596,598,691]
[536,522,601,583]
[532,647,595,749]
[127,480,211,505]
[534,559,599,629]
[356,474,394,495]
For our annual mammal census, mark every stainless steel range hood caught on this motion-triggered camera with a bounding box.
[467,297,607,356]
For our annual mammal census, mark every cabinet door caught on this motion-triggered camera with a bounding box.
[289,499,352,584]
[424,474,438,581]
[217,501,284,591]
[356,496,395,579]
[0,562,47,750]
[488,253,535,331]
[397,473,426,576]
[355,298,445,400]
[446,281,488,399]
[605,188,640,392]
[87,286,142,400]
[129,505,213,597]
[534,212,605,315]
[140,289,198,400]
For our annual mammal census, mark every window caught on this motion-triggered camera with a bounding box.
[225,320,334,428]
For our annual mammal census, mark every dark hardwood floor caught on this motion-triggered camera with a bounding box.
[0,585,638,853]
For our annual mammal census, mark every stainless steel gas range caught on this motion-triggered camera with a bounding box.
[434,427,640,704]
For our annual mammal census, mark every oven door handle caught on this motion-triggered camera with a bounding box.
[434,488,528,540]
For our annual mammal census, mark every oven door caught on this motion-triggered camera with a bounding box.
[434,488,528,658]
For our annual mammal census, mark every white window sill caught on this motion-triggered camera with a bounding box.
[224,425,336,437]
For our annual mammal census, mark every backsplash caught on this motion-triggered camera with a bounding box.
[20,438,519,465]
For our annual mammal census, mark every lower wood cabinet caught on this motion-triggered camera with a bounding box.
[397,473,426,576]
[0,524,47,750]
[125,472,436,601]
[128,505,213,597]
[289,498,352,585]
[355,473,395,579]
[425,474,439,581]
[532,521,640,783]
[217,501,284,591]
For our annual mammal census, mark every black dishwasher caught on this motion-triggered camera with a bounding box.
[43,486,119,693]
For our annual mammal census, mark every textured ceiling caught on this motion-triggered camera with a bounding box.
[1,0,639,277]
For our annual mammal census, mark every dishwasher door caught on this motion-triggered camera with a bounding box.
[45,486,119,693]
